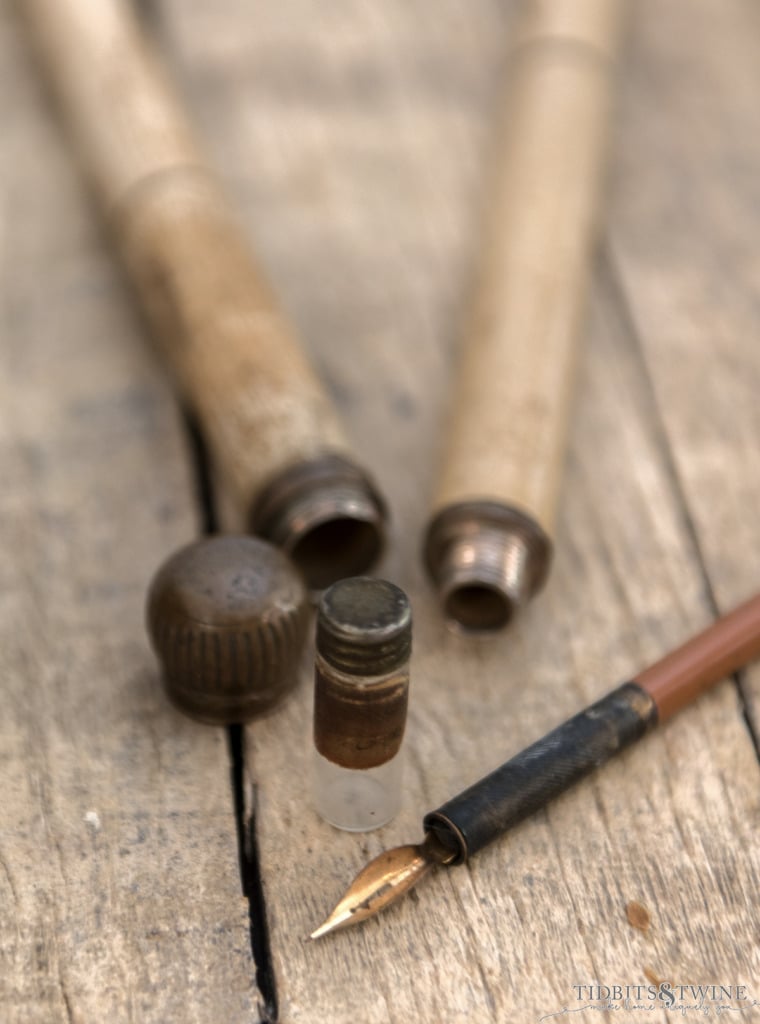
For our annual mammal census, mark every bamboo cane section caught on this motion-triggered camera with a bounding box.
[20,0,385,586]
[425,0,624,630]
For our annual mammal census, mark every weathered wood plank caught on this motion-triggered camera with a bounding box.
[150,1,760,1020]
[0,7,258,1021]
[610,0,760,738]
[244,284,760,1022]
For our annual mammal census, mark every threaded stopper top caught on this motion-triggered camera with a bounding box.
[316,577,411,676]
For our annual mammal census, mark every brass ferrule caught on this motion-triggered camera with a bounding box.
[424,501,551,633]
[249,455,386,590]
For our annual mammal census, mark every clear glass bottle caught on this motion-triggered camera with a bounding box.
[313,577,411,831]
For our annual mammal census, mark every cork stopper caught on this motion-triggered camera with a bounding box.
[314,577,411,769]
[146,535,309,723]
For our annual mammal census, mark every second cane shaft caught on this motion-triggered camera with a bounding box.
[425,0,625,630]
[20,0,385,588]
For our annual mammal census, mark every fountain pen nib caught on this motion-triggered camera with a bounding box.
[309,841,435,940]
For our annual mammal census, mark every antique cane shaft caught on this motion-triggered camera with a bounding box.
[425,0,625,631]
[20,0,385,588]
[312,592,760,937]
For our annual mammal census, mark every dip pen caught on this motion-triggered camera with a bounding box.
[311,591,760,938]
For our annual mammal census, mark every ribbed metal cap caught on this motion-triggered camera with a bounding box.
[316,577,411,677]
[146,535,309,723]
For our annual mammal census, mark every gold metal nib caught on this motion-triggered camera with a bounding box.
[309,835,453,940]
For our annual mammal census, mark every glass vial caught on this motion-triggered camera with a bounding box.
[313,577,411,831]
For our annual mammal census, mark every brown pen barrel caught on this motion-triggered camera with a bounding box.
[425,0,625,632]
[637,593,760,722]
[19,0,385,588]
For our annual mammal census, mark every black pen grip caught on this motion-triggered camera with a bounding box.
[423,682,657,862]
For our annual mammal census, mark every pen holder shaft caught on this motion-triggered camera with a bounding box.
[424,682,656,862]
[21,0,385,584]
[426,0,625,629]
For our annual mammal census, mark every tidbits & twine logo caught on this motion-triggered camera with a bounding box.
[539,983,759,1020]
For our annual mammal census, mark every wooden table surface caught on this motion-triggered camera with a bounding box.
[2,1,759,1021]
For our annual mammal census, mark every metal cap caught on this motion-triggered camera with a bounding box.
[316,577,412,676]
[146,535,309,723]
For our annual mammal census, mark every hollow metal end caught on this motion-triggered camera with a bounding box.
[249,455,387,590]
[424,501,552,634]
[422,812,469,865]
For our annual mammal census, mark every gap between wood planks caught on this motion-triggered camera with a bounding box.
[173,233,760,1024]
[183,412,279,1024]
[134,3,279,1017]
[600,246,760,766]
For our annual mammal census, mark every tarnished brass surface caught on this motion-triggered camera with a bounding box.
[424,500,551,632]
[249,455,386,590]
[146,535,309,723]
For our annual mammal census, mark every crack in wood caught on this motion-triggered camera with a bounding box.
[228,728,279,1024]
[60,983,74,1024]
[0,850,19,908]
[600,246,760,767]
[736,671,760,765]
[179,403,279,1022]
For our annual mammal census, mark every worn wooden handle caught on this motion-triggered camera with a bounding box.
[20,0,357,525]
[434,0,624,534]
[424,0,624,629]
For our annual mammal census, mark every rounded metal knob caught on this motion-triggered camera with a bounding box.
[146,535,309,724]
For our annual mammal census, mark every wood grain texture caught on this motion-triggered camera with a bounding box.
[5,0,760,1021]
[19,0,355,532]
[145,0,760,1019]
[608,0,760,740]
[433,0,623,535]
[0,6,258,1021]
